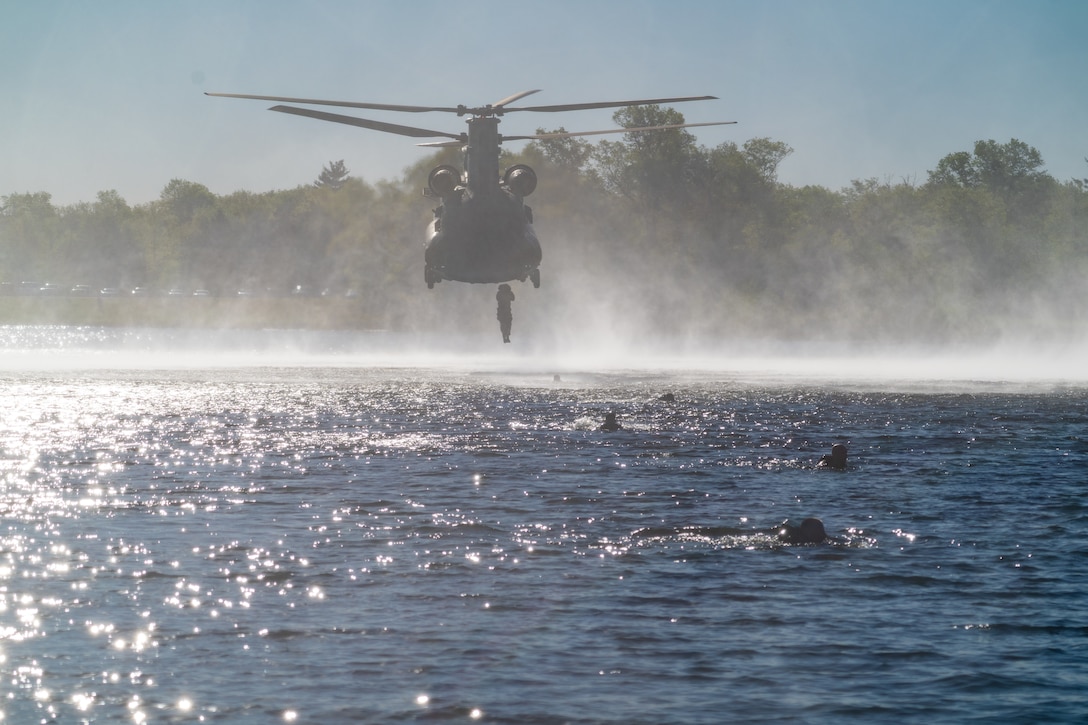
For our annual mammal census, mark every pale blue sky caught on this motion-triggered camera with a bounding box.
[3,0,1086,205]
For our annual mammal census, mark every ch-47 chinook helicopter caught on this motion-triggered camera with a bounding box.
[206,90,733,289]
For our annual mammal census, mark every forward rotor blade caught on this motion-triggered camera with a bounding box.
[503,120,737,142]
[269,106,462,139]
[504,95,719,113]
[490,89,542,108]
[207,91,461,114]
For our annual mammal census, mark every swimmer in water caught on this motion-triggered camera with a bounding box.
[818,444,848,470]
[777,517,828,545]
[599,412,623,432]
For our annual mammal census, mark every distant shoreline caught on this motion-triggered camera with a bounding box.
[0,297,380,330]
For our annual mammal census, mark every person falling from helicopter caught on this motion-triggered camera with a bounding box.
[496,284,515,343]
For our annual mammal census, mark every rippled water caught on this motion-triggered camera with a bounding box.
[2,327,1087,723]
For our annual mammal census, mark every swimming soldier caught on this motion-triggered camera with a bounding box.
[818,444,848,470]
[777,518,828,544]
[599,412,623,432]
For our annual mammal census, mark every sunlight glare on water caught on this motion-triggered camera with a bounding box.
[0,326,1086,723]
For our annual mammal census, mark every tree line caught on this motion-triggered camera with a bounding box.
[2,105,1086,342]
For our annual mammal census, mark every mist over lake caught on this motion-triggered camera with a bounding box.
[4,129,1086,351]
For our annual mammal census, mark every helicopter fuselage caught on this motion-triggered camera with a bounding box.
[425,188,540,285]
[423,115,542,288]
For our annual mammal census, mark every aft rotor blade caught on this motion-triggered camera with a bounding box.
[207,91,461,113]
[505,95,719,113]
[503,120,737,142]
[269,106,462,139]
[490,89,542,108]
[416,140,466,148]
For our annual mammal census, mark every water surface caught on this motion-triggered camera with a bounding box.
[2,327,1086,723]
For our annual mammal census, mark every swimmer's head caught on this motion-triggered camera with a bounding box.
[779,517,827,544]
[797,518,826,542]
[820,444,848,470]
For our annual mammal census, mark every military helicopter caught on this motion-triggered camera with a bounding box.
[206,90,734,289]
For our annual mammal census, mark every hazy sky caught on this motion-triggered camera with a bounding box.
[3,0,1086,206]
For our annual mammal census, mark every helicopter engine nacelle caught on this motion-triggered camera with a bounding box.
[428,165,461,197]
[503,164,537,197]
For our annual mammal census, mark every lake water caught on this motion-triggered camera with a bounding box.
[2,327,1087,723]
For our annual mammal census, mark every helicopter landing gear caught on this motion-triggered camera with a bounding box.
[425,267,440,289]
[529,268,540,289]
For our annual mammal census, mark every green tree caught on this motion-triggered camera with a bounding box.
[927,150,975,187]
[742,137,793,185]
[0,191,59,278]
[160,179,218,223]
[528,128,595,175]
[157,179,221,287]
[593,105,702,210]
[1071,157,1088,191]
[60,190,145,287]
[315,160,351,190]
[927,138,1052,200]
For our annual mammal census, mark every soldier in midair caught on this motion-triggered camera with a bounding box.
[496,284,515,343]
